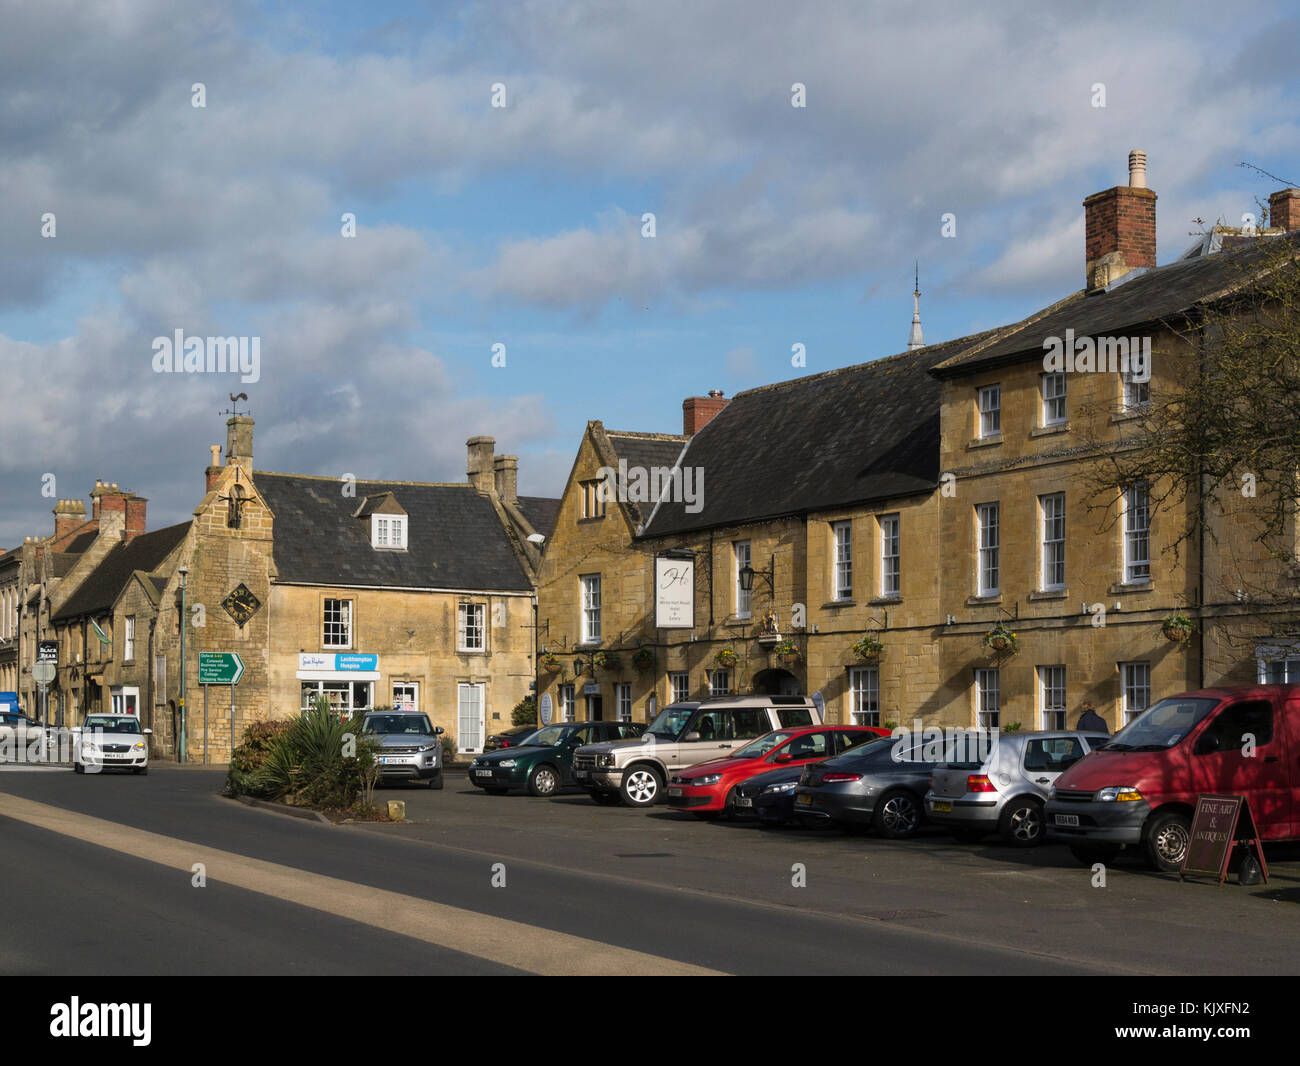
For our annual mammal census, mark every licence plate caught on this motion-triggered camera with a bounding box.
[574,770,588,779]
[475,769,494,777]
[932,800,952,813]
[106,754,130,760]
[668,787,682,797]
[795,793,812,806]
[1054,814,1080,827]
[735,797,753,808]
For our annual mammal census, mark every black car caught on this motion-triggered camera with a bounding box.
[468,720,644,797]
[793,735,941,838]
[484,725,538,753]
[732,764,805,825]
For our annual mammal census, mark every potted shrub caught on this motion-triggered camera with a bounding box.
[982,623,1019,656]
[713,646,739,668]
[775,637,802,665]
[632,647,656,672]
[592,650,621,671]
[1162,613,1194,643]
[851,634,885,662]
[539,652,562,672]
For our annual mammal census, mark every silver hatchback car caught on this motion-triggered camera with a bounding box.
[925,730,1110,846]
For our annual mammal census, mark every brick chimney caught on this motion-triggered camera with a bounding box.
[493,454,518,505]
[1270,188,1300,233]
[1083,150,1157,291]
[125,495,147,541]
[53,499,86,537]
[466,436,495,494]
[206,444,223,492]
[683,390,729,435]
[225,415,254,471]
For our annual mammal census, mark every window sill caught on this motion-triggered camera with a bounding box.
[1110,410,1147,425]
[1030,423,1069,438]
[1028,588,1068,601]
[822,599,857,608]
[1108,581,1154,595]
[868,595,902,606]
[457,648,486,655]
[967,436,1003,450]
[966,594,1002,606]
[576,516,607,524]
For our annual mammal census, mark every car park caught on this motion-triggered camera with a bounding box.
[72,714,151,774]
[484,725,538,752]
[925,729,1109,846]
[360,710,445,789]
[793,734,945,838]
[573,694,823,807]
[667,724,885,817]
[469,720,644,797]
[1047,684,1300,872]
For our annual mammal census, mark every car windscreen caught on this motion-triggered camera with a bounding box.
[364,715,434,736]
[84,717,142,734]
[644,704,696,740]
[1101,697,1220,751]
[734,731,796,758]
[527,725,571,747]
[931,731,999,769]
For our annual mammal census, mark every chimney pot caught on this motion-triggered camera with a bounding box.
[683,392,729,435]
[1128,149,1147,189]
[1084,151,1157,290]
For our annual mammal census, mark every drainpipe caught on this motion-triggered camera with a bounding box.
[178,566,189,763]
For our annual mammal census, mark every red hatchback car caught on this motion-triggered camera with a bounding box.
[667,725,888,816]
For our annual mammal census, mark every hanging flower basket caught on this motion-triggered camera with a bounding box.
[632,647,656,672]
[775,638,802,666]
[1162,613,1194,643]
[851,634,885,663]
[540,653,562,672]
[592,650,621,671]
[982,623,1019,656]
[714,647,739,668]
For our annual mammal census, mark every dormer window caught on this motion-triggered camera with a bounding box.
[372,514,408,550]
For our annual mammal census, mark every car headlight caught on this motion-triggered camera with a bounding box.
[694,774,722,785]
[132,742,145,751]
[1096,786,1143,802]
[498,760,517,769]
[1048,785,1057,800]
[82,742,98,753]
[597,754,616,767]
[762,781,799,795]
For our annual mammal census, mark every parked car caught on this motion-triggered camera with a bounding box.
[72,714,151,774]
[469,720,645,797]
[574,695,823,807]
[794,734,946,838]
[925,729,1109,846]
[0,711,46,759]
[667,725,885,817]
[732,764,808,825]
[484,725,538,752]
[361,710,445,789]
[1047,684,1300,872]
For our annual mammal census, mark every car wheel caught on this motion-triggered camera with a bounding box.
[588,789,620,805]
[1144,811,1191,873]
[873,789,923,839]
[998,797,1045,847]
[73,761,84,774]
[527,764,559,798]
[427,771,444,790]
[951,828,986,844]
[483,786,509,796]
[620,765,662,807]
[1069,843,1121,865]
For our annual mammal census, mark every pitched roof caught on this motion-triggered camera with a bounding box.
[517,495,561,539]
[933,230,1300,377]
[642,331,1003,536]
[52,523,191,621]
[606,431,689,473]
[255,474,533,591]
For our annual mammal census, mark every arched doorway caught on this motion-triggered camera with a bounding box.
[752,668,801,696]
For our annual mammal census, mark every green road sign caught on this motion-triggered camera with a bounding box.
[198,652,244,686]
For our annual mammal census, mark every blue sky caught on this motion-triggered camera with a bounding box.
[1,0,1298,544]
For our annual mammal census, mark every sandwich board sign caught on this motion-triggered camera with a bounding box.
[1180,794,1268,885]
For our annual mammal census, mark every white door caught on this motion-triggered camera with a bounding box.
[457,683,485,753]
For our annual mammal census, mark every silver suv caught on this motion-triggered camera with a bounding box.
[361,711,445,789]
[573,695,822,807]
[925,729,1110,846]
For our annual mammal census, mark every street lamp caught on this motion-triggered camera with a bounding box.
[739,555,775,595]
[178,565,188,764]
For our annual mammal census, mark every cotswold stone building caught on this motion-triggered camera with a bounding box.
[536,155,1300,733]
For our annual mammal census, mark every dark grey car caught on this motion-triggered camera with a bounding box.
[792,736,941,838]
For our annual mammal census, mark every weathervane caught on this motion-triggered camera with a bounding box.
[222,392,249,417]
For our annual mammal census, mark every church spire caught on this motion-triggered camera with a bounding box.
[907,261,925,351]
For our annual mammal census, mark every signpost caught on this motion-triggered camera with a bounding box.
[32,660,55,738]
[198,653,244,765]
[1181,794,1268,885]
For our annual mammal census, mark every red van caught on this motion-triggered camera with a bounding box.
[1045,685,1300,872]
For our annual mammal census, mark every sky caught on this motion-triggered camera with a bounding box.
[1,0,1298,546]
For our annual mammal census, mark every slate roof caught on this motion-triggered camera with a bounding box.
[52,522,191,621]
[933,230,1300,377]
[642,331,1004,537]
[517,495,561,538]
[255,474,534,591]
[606,431,688,473]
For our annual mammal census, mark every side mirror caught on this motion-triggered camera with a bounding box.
[435,726,445,735]
[774,752,793,763]
[143,728,153,736]
[684,732,701,743]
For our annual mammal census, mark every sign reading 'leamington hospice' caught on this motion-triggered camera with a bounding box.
[654,556,694,629]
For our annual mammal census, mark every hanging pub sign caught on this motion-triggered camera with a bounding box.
[1180,794,1269,885]
[654,555,694,629]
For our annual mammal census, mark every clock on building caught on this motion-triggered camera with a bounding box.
[222,583,262,627]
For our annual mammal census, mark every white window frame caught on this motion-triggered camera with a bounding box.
[708,669,731,696]
[457,681,485,753]
[832,521,852,601]
[123,616,136,662]
[615,682,632,722]
[581,480,607,519]
[301,680,372,715]
[458,602,486,652]
[559,683,576,722]
[734,540,752,619]
[580,574,602,644]
[849,666,880,727]
[1038,665,1066,730]
[879,514,900,598]
[1040,493,1065,591]
[1123,483,1150,583]
[1122,372,1150,412]
[978,384,1001,438]
[669,672,690,704]
[110,686,140,717]
[977,503,1000,596]
[1121,661,1150,724]
[975,668,1000,729]
[371,515,408,549]
[1041,372,1067,426]
[323,598,352,649]
[392,681,419,712]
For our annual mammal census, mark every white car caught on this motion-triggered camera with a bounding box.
[73,715,151,775]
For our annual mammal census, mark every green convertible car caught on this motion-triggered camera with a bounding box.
[468,720,645,797]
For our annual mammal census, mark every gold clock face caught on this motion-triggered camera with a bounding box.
[222,583,261,627]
